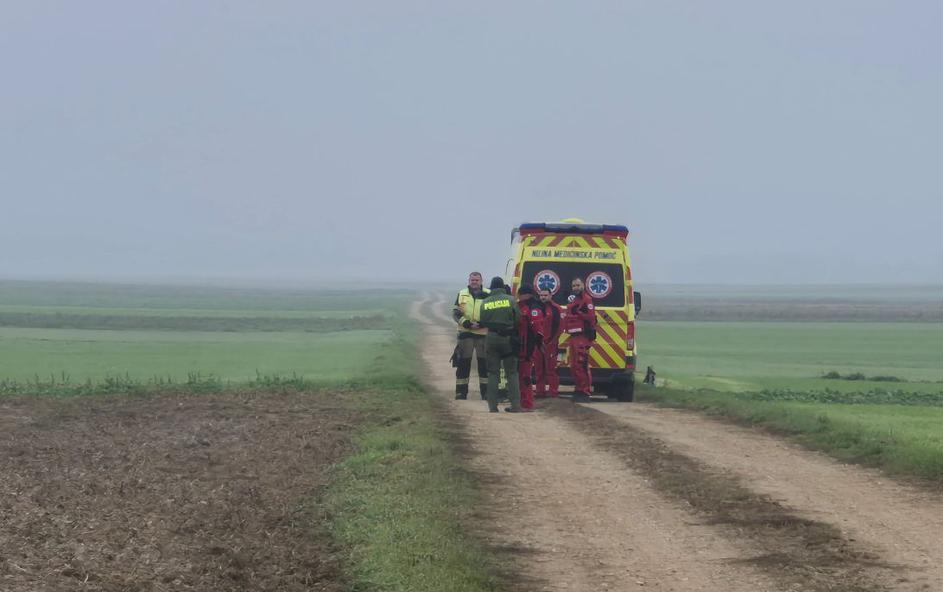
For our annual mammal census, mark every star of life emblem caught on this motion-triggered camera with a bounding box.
[534,270,560,295]
[586,271,613,299]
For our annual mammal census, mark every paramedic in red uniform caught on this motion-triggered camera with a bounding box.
[564,277,597,402]
[516,284,544,412]
[535,287,563,397]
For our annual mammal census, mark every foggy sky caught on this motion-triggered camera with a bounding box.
[2,2,941,286]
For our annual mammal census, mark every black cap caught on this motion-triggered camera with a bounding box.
[518,283,536,296]
[489,276,505,290]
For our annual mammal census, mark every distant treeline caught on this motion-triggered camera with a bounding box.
[0,312,388,333]
[643,301,943,322]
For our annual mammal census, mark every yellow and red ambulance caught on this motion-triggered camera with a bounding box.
[507,219,641,401]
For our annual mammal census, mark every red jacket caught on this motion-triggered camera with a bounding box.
[540,300,564,343]
[518,300,545,359]
[564,292,597,338]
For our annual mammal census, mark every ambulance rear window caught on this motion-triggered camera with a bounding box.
[522,262,625,308]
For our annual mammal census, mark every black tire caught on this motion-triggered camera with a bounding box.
[610,374,635,402]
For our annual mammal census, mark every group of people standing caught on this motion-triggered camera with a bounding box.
[452,271,598,413]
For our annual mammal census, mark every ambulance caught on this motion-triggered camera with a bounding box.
[506,219,641,401]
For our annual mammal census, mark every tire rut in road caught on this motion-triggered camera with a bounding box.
[545,400,896,592]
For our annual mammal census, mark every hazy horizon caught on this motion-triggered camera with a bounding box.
[2,276,942,293]
[2,2,941,285]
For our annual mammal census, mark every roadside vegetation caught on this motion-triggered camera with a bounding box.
[638,385,943,481]
[328,386,501,592]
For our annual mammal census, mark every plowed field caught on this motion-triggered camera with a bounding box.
[0,392,358,592]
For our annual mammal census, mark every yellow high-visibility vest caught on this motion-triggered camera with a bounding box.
[454,287,490,336]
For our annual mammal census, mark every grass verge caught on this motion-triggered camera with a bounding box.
[637,385,943,482]
[324,310,502,592]
[325,385,500,592]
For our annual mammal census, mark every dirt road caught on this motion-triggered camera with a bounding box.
[417,293,942,592]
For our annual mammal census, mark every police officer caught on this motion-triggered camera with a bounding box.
[452,271,489,400]
[478,277,523,413]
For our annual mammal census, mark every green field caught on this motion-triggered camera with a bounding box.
[0,281,412,386]
[0,280,402,311]
[641,321,943,391]
[0,326,396,384]
[0,304,384,318]
[637,318,943,481]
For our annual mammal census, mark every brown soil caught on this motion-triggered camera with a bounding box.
[0,391,358,592]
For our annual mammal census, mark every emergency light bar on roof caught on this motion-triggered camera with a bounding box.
[519,222,629,237]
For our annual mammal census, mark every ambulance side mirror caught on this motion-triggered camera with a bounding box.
[633,291,642,317]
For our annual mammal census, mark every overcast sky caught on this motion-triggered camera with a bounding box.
[1,2,940,286]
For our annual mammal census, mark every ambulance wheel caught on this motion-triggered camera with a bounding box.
[608,375,635,402]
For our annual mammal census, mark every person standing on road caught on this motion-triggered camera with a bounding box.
[478,277,523,413]
[516,284,544,411]
[452,272,490,400]
[564,277,597,402]
[535,287,563,397]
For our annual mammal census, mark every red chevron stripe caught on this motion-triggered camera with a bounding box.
[591,342,621,368]
[606,319,627,341]
[598,311,628,340]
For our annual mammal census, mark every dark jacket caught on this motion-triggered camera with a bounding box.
[479,291,520,336]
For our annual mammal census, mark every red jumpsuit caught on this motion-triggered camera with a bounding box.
[535,299,563,397]
[564,292,597,394]
[517,299,545,410]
